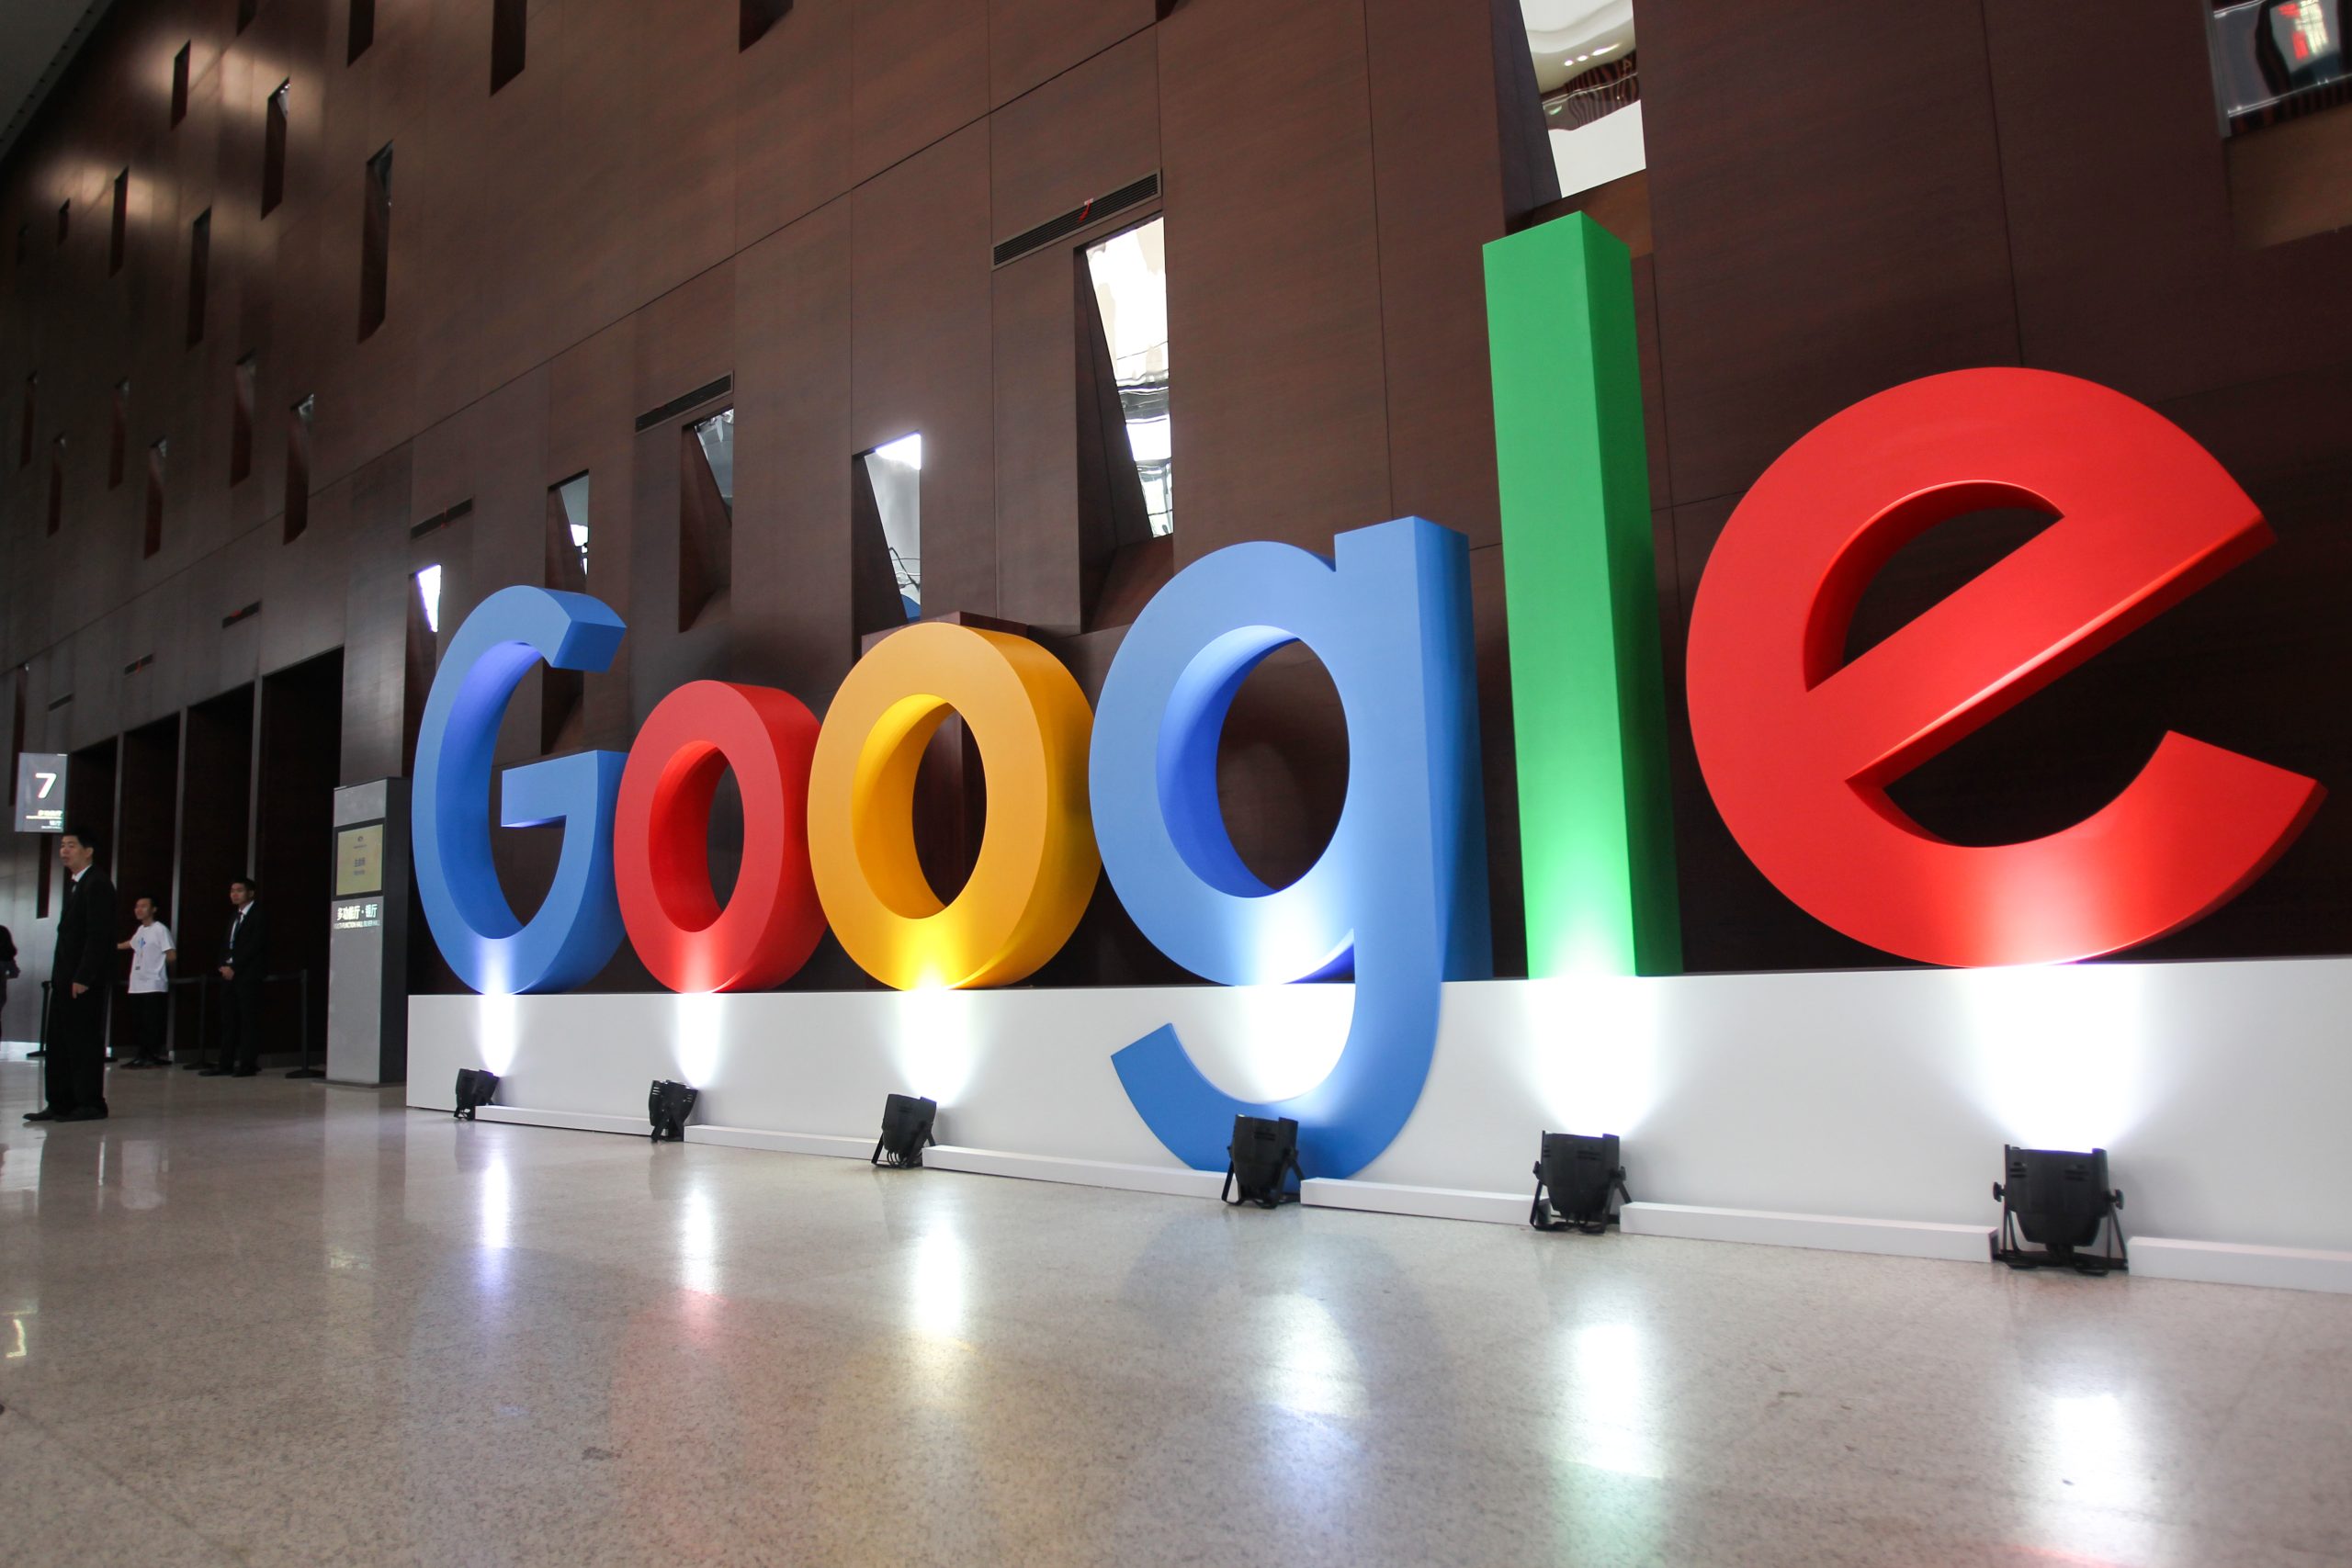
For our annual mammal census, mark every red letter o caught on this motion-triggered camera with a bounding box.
[615,681,826,991]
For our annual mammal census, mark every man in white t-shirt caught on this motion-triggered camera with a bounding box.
[116,897,175,1068]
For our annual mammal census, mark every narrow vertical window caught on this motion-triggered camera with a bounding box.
[57,200,69,244]
[415,564,444,634]
[261,81,289,218]
[347,0,376,64]
[491,0,526,93]
[109,169,129,274]
[741,0,792,51]
[284,395,314,541]
[187,209,210,344]
[1083,217,1173,536]
[47,435,64,535]
[231,355,256,485]
[549,473,591,585]
[854,434,923,626]
[17,374,31,467]
[543,473,590,749]
[171,44,190,125]
[108,381,129,489]
[144,440,167,557]
[358,144,392,339]
[680,410,735,630]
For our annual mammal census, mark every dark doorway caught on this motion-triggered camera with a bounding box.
[176,685,254,1056]
[256,652,342,1066]
[66,739,119,876]
[118,717,182,1058]
[117,713,182,948]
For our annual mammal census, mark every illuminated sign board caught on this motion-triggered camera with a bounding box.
[13,753,67,834]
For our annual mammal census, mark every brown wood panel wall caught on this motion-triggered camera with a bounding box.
[4,0,2348,997]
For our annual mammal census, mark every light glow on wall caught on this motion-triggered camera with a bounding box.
[892,983,976,1107]
[1526,973,1661,1135]
[1961,962,2148,1150]
[479,990,519,1075]
[1169,983,1352,1106]
[674,990,724,1088]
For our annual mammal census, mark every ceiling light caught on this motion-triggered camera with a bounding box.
[1593,43,1617,53]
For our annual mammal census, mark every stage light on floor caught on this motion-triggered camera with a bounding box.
[649,1078,698,1143]
[872,1093,938,1168]
[452,1068,500,1121]
[1531,1132,1629,1233]
[1992,1144,2127,1273]
[1222,1115,1302,1209]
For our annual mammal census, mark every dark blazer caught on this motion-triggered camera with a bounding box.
[224,901,269,979]
[55,865,119,992]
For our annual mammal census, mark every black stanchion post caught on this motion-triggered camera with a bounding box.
[286,969,322,1079]
[34,981,50,1103]
[180,973,211,1069]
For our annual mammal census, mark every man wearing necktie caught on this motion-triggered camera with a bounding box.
[203,875,268,1078]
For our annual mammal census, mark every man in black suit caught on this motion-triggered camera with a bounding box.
[25,826,117,1123]
[202,874,268,1078]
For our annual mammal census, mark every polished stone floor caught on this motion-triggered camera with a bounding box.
[1,1048,2347,1568]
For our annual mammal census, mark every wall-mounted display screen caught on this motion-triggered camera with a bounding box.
[14,752,67,833]
[2211,0,2348,131]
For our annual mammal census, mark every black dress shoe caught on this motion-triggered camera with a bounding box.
[198,1066,232,1077]
[56,1107,107,1122]
[231,1067,258,1078]
[23,1108,59,1122]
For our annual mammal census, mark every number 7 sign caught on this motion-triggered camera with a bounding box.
[14,752,69,833]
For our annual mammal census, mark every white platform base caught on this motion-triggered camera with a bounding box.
[2130,1237,2352,1294]
[924,1145,1228,1201]
[1301,1178,1530,1226]
[474,1105,648,1137]
[684,1124,874,1159]
[1622,1201,1993,1263]
[451,1109,2352,1293]
[414,958,2352,1292]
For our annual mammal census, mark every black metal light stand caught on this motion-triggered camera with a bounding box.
[872,1093,938,1168]
[1992,1145,2128,1274]
[1222,1114,1302,1209]
[648,1078,699,1142]
[1532,1132,1630,1233]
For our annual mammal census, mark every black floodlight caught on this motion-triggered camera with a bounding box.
[1992,1145,2126,1274]
[452,1067,500,1121]
[1222,1114,1302,1209]
[872,1093,938,1168]
[1532,1132,1629,1233]
[648,1078,699,1143]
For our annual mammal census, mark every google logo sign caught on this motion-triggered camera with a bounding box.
[413,217,2323,1179]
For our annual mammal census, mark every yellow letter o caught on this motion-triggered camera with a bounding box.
[808,623,1099,989]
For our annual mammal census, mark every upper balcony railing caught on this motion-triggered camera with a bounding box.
[1543,54,1640,132]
